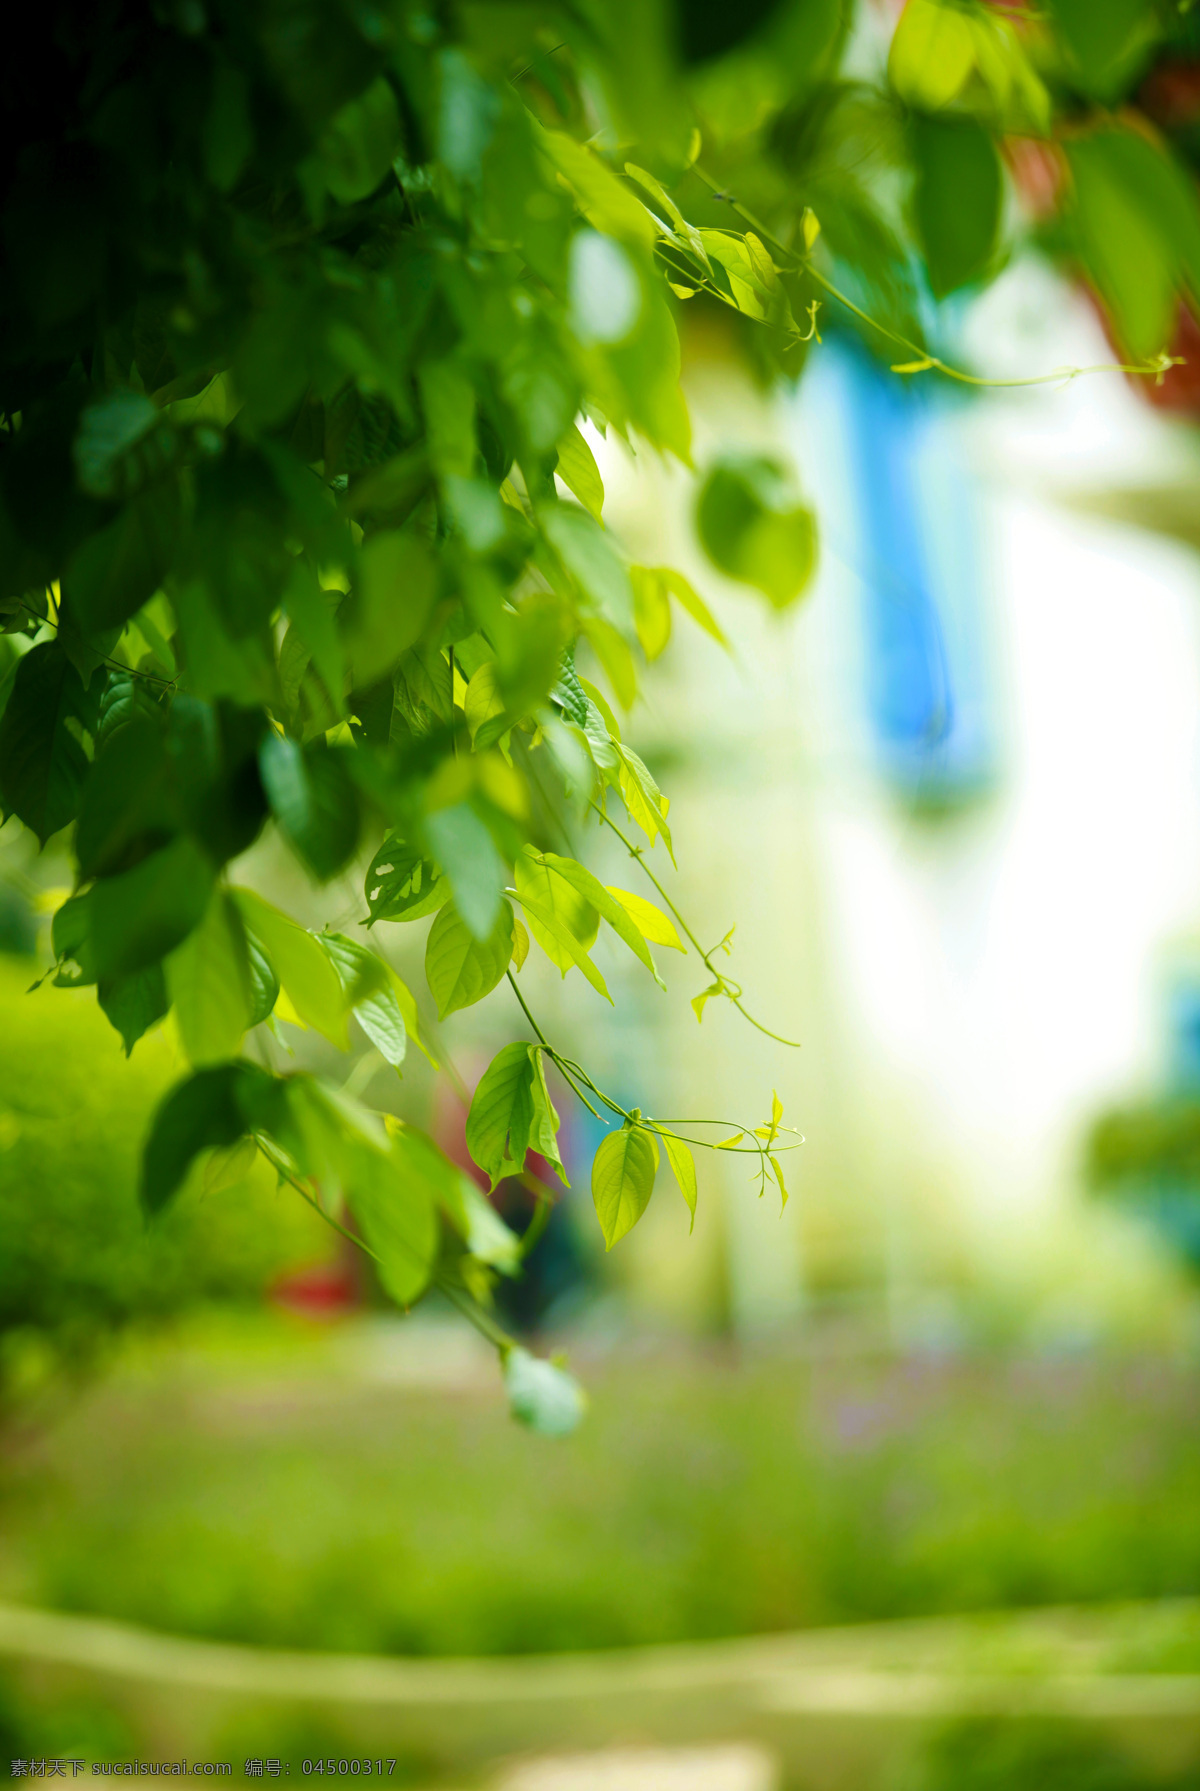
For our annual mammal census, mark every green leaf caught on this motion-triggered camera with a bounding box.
[535,125,656,249]
[581,616,637,711]
[365,835,446,925]
[343,532,436,688]
[555,425,604,523]
[449,1174,521,1273]
[888,0,976,110]
[51,890,97,987]
[72,391,160,499]
[245,929,280,1028]
[540,851,664,987]
[465,1040,536,1186]
[418,358,477,480]
[605,886,685,953]
[528,1046,568,1184]
[504,1346,587,1437]
[91,836,215,981]
[314,76,404,204]
[64,486,179,634]
[514,846,598,974]
[463,662,508,749]
[658,1127,697,1231]
[911,116,1003,299]
[0,643,99,844]
[97,963,169,1056]
[343,1129,438,1307]
[617,744,673,859]
[425,803,504,940]
[425,899,515,1019]
[318,931,407,1072]
[283,563,345,717]
[232,888,350,1048]
[541,504,634,633]
[259,735,360,882]
[1046,0,1156,103]
[631,565,671,660]
[1067,128,1200,360]
[591,1123,659,1249]
[770,1153,789,1211]
[697,455,817,610]
[166,889,254,1066]
[74,713,174,881]
[140,1060,274,1214]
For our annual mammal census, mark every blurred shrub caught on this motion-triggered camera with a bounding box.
[915,1719,1195,1791]
[0,957,330,1366]
[13,1348,1200,1656]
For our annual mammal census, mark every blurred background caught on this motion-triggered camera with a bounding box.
[11,6,1200,1789]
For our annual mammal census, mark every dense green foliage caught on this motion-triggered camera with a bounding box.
[9,1340,1200,1657]
[3,0,1200,1420]
[0,958,329,1362]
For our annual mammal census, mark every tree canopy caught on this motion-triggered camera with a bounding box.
[2,0,1199,1429]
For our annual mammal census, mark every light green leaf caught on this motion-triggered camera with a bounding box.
[464,661,508,748]
[344,532,436,687]
[504,1346,587,1437]
[605,886,685,953]
[343,1131,439,1307]
[512,916,530,970]
[697,454,817,611]
[232,888,350,1049]
[888,0,976,110]
[166,889,254,1066]
[630,565,672,660]
[582,615,637,711]
[514,846,598,975]
[535,125,656,249]
[659,567,729,649]
[618,745,673,859]
[658,1127,698,1230]
[317,932,407,1073]
[770,1154,789,1211]
[450,1174,521,1272]
[385,966,437,1068]
[540,851,664,987]
[418,358,477,479]
[592,1123,659,1249]
[541,504,634,633]
[529,1046,569,1184]
[465,1041,536,1186]
[425,900,515,1019]
[425,803,504,940]
[555,425,605,523]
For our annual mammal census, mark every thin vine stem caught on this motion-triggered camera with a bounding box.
[587,799,803,1048]
[686,164,1181,389]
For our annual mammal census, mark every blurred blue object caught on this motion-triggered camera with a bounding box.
[835,342,999,804]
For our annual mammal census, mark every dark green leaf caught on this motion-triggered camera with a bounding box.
[0,643,100,844]
[259,734,360,882]
[90,836,215,981]
[97,963,169,1056]
[911,116,1002,299]
[465,1040,536,1186]
[365,834,446,924]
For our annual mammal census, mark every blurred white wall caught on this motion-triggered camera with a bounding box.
[590,261,1200,1341]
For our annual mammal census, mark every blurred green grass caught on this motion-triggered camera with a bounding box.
[5,1332,1200,1660]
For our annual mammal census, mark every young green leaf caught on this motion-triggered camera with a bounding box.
[232,888,350,1049]
[512,875,611,1002]
[514,846,599,974]
[592,1123,659,1249]
[425,803,505,941]
[512,915,530,970]
[630,566,672,660]
[342,1130,439,1307]
[465,1041,536,1186]
[540,852,664,987]
[425,899,515,1018]
[529,1047,569,1184]
[658,567,729,650]
[318,932,407,1072]
[657,1128,698,1230]
[555,424,605,523]
[617,745,673,859]
[97,963,170,1056]
[504,1346,587,1437]
[166,889,254,1066]
[605,887,685,953]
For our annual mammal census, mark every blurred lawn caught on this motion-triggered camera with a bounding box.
[4,1327,1200,1659]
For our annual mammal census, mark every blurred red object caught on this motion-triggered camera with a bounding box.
[272,1256,360,1318]
[1139,59,1200,130]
